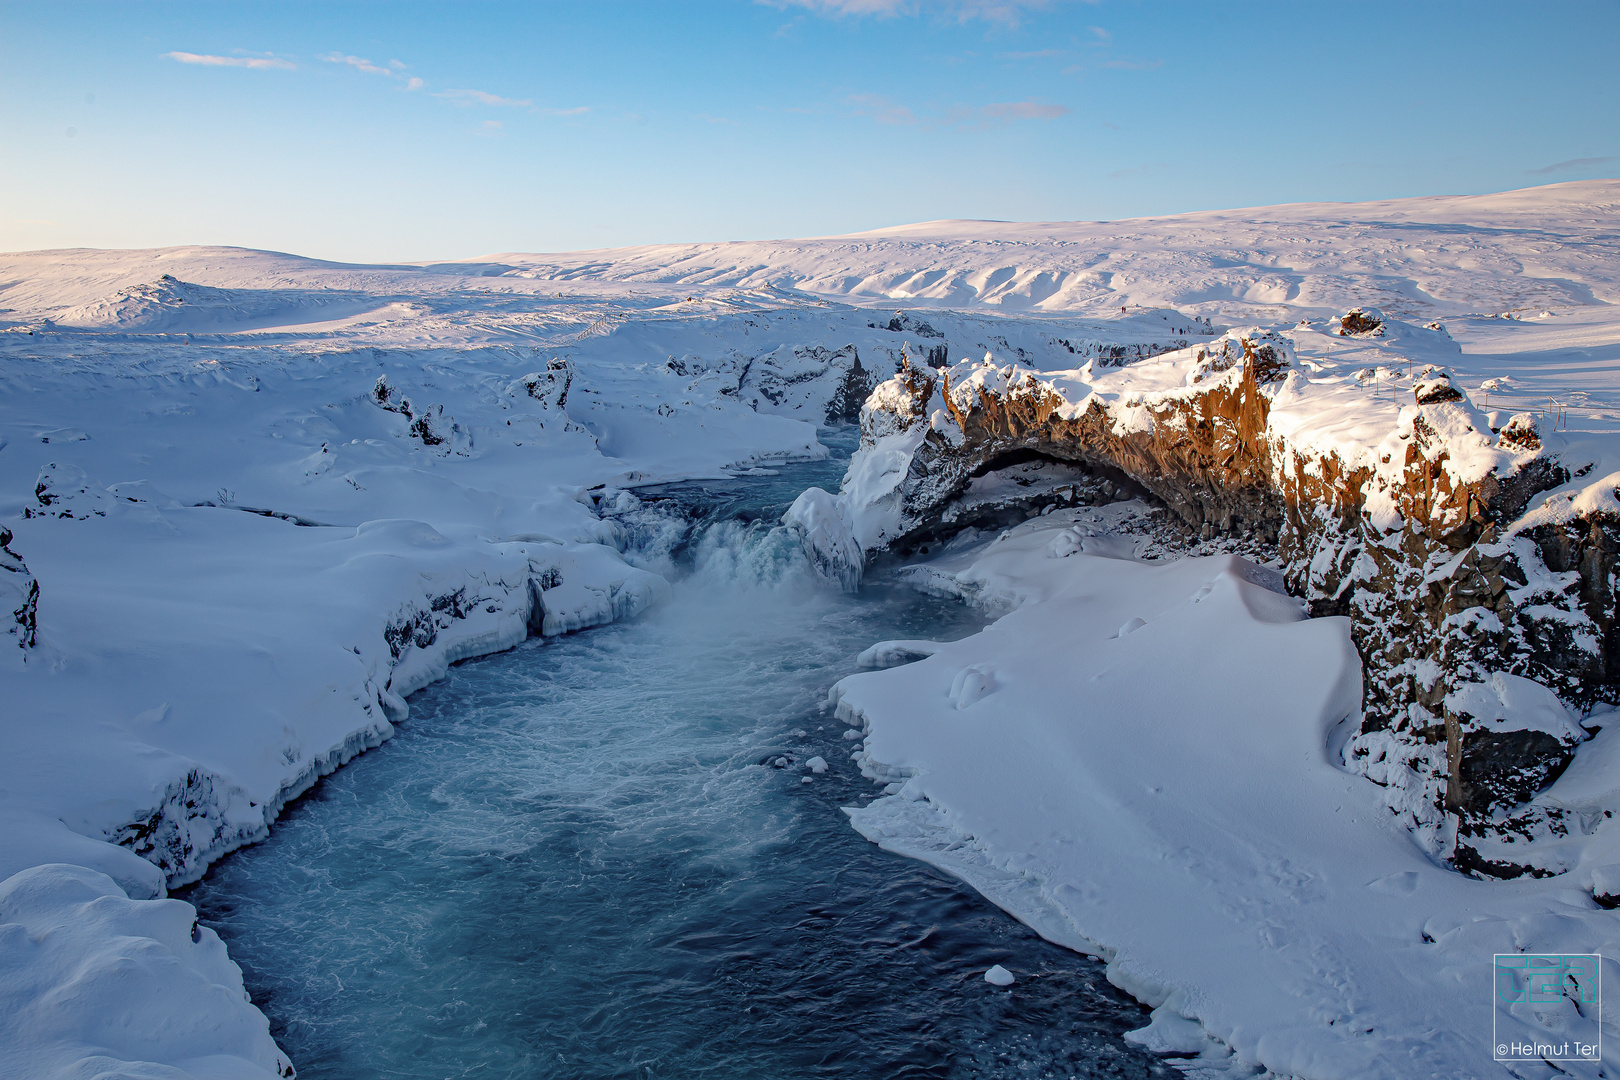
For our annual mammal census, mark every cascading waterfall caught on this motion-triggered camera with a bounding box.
[179,438,1167,1080]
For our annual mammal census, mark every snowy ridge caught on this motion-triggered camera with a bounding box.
[477,180,1620,316]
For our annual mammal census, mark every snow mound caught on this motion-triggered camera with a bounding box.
[782,487,863,592]
[52,274,377,335]
[0,863,293,1080]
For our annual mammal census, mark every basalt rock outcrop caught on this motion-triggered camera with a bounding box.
[843,321,1615,878]
[1,526,37,654]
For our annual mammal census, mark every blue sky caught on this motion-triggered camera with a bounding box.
[1,0,1616,262]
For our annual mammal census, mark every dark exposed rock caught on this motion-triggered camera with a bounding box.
[375,374,461,452]
[1,526,38,651]
[1338,307,1385,336]
[383,587,485,661]
[1452,841,1558,881]
[884,312,945,338]
[1498,413,1541,452]
[520,358,573,409]
[373,373,412,417]
[1448,728,1575,815]
[826,347,875,423]
[1413,371,1465,405]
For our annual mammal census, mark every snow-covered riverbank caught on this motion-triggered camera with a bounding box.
[836,502,1620,1077]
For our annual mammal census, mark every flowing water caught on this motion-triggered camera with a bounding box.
[183,432,1168,1080]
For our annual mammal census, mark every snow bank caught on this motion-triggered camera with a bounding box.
[0,864,292,1080]
[834,508,1620,1077]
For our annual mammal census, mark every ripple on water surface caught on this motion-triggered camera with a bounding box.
[185,459,1168,1080]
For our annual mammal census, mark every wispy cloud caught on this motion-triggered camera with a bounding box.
[436,88,534,108]
[1061,28,1163,76]
[166,51,295,70]
[478,119,505,136]
[762,0,1088,27]
[1528,156,1615,175]
[323,52,390,76]
[981,100,1068,121]
[848,93,1067,129]
[846,93,918,126]
[996,48,1069,60]
[322,52,424,88]
[540,106,591,117]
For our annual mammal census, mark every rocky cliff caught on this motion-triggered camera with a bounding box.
[839,316,1618,878]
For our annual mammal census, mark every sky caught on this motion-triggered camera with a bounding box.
[1,0,1616,262]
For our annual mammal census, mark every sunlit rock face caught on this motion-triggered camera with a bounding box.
[848,319,1618,876]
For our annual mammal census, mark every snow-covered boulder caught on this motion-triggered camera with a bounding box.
[1335,306,1385,336]
[781,487,863,592]
[25,463,108,520]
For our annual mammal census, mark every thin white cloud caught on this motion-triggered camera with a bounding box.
[322,53,424,89]
[996,48,1069,60]
[846,93,918,126]
[1103,57,1163,70]
[981,100,1069,120]
[323,52,392,76]
[539,106,591,117]
[762,0,1088,25]
[1088,25,1111,43]
[437,88,534,108]
[166,51,295,70]
[848,92,1067,129]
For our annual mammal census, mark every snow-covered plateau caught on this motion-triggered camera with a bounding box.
[3,179,1620,1078]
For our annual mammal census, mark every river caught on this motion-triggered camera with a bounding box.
[181,431,1168,1080]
